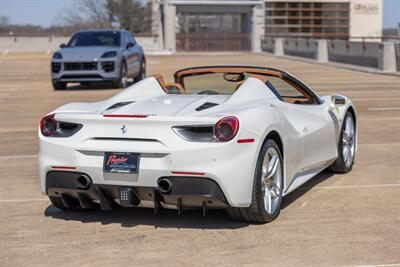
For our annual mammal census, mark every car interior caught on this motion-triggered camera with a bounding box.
[150,67,320,105]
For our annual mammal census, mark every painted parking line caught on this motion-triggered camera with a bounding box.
[0,155,37,159]
[354,263,400,267]
[299,184,400,190]
[0,198,47,203]
[368,107,400,111]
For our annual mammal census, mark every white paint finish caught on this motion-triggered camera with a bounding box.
[38,75,356,207]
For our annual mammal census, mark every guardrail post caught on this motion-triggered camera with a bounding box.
[274,38,284,56]
[316,39,328,63]
[378,42,397,72]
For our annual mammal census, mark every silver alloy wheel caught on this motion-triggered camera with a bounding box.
[260,147,282,215]
[342,115,355,168]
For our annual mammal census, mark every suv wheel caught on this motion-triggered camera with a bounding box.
[134,58,146,83]
[52,80,66,90]
[114,62,128,88]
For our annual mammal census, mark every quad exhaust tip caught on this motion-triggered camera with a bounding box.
[76,174,92,190]
[157,178,172,194]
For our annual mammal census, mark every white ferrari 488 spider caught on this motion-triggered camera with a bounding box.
[39,66,357,223]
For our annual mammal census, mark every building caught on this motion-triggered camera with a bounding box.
[152,0,265,52]
[265,0,382,39]
[152,0,382,52]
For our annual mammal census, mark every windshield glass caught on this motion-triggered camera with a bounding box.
[182,72,251,95]
[67,31,121,47]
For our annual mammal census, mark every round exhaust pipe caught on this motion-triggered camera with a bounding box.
[76,174,92,190]
[157,178,172,194]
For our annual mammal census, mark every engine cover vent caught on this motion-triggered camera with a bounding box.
[195,102,219,111]
[106,101,135,110]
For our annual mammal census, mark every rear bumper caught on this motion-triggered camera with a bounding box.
[46,171,228,210]
[38,122,261,207]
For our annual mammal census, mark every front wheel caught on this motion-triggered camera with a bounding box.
[227,139,284,223]
[114,61,128,88]
[52,80,66,90]
[330,111,356,173]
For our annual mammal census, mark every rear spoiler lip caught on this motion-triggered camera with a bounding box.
[54,112,222,124]
[103,114,149,118]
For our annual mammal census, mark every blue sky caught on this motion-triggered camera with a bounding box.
[0,0,399,28]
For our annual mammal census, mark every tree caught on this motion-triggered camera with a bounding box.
[63,0,151,33]
[0,16,9,28]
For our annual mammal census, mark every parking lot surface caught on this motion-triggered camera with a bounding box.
[0,53,399,266]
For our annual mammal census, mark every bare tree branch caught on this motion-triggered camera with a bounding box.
[63,0,150,33]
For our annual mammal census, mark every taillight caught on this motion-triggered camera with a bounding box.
[214,116,239,142]
[40,114,82,137]
[40,114,57,136]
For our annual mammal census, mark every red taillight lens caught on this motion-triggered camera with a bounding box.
[214,116,239,141]
[40,114,57,136]
[40,114,82,137]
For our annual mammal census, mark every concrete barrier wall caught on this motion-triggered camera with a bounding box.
[0,36,161,53]
[261,37,398,72]
[283,39,317,59]
[261,38,274,53]
[328,40,380,68]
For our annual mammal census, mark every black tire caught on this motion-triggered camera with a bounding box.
[134,58,146,83]
[80,82,91,87]
[52,80,66,90]
[114,61,128,88]
[227,139,284,223]
[330,111,356,173]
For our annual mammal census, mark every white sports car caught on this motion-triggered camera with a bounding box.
[38,66,357,223]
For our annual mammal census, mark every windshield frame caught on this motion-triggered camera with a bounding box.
[173,66,322,104]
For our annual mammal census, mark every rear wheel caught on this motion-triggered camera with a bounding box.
[134,58,146,83]
[52,80,66,90]
[330,111,356,173]
[227,139,283,223]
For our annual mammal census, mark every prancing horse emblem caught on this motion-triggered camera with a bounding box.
[121,125,127,135]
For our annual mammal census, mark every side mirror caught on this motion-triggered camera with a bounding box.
[126,42,134,49]
[330,95,346,109]
[59,43,66,48]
